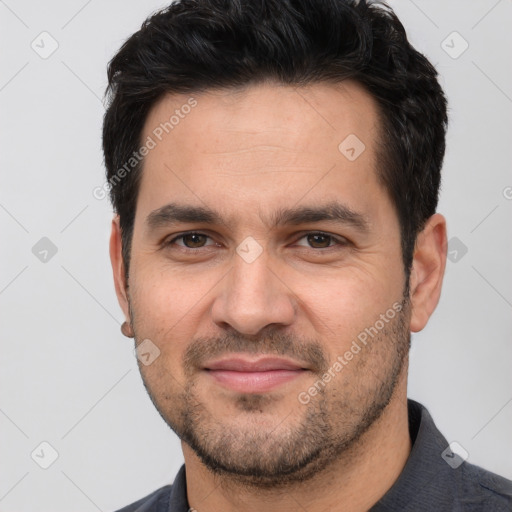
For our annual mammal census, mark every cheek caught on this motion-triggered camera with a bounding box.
[290,265,400,350]
[129,265,217,354]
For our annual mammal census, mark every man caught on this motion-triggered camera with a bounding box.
[103,0,512,510]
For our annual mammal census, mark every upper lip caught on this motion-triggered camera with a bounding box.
[204,356,307,372]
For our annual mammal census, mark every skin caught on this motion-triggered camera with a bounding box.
[110,80,447,512]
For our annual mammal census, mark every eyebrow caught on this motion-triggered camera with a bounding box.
[270,202,370,232]
[145,201,370,233]
[146,203,223,230]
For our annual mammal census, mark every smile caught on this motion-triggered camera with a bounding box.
[203,356,309,393]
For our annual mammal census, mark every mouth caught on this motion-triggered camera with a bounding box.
[203,356,309,393]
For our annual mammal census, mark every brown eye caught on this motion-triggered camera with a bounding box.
[306,233,334,248]
[180,233,209,248]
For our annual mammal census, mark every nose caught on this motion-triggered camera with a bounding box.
[211,248,296,336]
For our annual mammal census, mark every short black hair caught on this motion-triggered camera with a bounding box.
[102,0,448,287]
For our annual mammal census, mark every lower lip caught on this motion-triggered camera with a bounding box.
[205,369,306,393]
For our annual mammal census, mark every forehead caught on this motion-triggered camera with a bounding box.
[136,80,385,227]
[142,79,378,155]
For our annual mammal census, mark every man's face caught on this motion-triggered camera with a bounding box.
[119,81,411,486]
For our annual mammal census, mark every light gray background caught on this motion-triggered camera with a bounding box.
[1,1,511,510]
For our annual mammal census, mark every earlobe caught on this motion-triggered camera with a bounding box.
[109,215,131,322]
[409,213,447,333]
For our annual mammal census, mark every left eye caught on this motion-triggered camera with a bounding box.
[170,233,215,248]
[295,233,345,249]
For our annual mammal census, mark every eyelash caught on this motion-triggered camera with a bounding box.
[164,231,349,251]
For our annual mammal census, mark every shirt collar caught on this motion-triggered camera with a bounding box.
[370,399,456,511]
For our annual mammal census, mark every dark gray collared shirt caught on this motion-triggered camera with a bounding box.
[115,400,512,511]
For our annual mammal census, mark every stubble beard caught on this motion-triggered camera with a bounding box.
[134,297,411,489]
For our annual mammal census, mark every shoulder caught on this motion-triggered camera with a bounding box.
[373,400,512,511]
[113,464,188,512]
[113,485,173,512]
[458,460,512,510]
[414,399,512,509]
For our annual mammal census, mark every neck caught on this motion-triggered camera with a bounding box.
[183,378,411,512]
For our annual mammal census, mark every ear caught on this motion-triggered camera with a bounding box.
[409,213,447,332]
[109,215,130,322]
